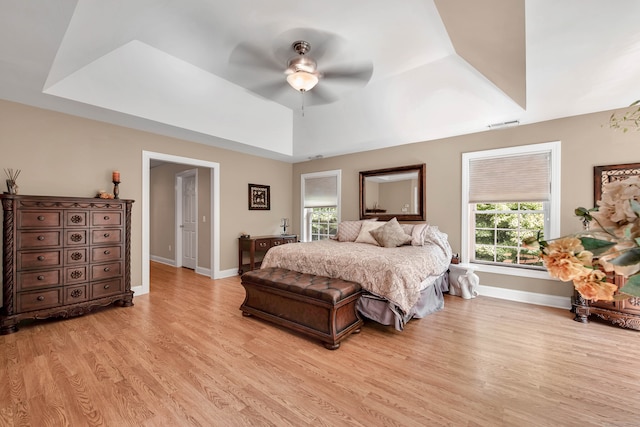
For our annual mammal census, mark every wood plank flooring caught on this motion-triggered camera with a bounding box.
[1,261,639,426]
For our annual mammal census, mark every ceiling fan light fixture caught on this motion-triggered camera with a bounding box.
[286,70,319,92]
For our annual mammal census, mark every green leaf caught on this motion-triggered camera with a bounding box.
[619,274,640,298]
[610,248,640,266]
[579,237,616,255]
[574,207,593,221]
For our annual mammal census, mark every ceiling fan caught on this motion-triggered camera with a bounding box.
[228,30,374,107]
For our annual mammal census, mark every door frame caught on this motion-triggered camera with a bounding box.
[140,151,220,296]
[176,169,198,269]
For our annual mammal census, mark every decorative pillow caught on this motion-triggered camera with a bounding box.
[370,218,413,248]
[336,219,376,242]
[400,223,414,235]
[411,223,429,246]
[355,221,386,245]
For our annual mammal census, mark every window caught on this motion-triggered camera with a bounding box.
[461,142,560,276]
[301,170,341,242]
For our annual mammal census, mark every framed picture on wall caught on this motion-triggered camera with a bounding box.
[248,183,270,210]
[594,162,640,203]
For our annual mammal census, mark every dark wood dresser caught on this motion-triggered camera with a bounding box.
[573,271,640,330]
[1,194,134,334]
[238,234,297,274]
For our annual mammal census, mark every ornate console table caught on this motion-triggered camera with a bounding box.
[572,272,640,330]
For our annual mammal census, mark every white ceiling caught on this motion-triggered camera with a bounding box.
[1,0,639,163]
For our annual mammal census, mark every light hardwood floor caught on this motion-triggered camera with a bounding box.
[1,262,639,426]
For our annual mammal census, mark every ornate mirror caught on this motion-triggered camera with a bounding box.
[359,163,426,221]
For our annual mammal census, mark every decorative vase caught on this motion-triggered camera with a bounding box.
[6,179,18,194]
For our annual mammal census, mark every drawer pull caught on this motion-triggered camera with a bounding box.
[71,289,82,298]
[104,215,110,220]
[37,275,45,280]
[37,235,45,241]
[103,233,110,238]
[37,296,45,301]
[104,250,111,255]
[104,267,110,272]
[37,255,45,261]
[37,215,45,221]
[103,284,110,290]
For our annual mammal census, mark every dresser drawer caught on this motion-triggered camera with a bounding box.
[65,229,88,246]
[64,284,89,304]
[65,266,87,284]
[65,247,88,265]
[270,238,285,247]
[620,297,640,315]
[91,229,122,245]
[18,211,62,228]
[255,239,271,250]
[91,278,123,299]
[91,261,122,281]
[18,269,62,291]
[17,288,62,312]
[18,250,62,270]
[17,231,61,249]
[92,211,122,226]
[91,246,122,263]
[65,211,88,227]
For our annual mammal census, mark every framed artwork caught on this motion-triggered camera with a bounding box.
[594,162,640,203]
[248,183,270,210]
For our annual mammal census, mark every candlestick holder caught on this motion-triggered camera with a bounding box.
[113,181,120,199]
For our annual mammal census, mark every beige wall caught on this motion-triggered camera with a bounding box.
[293,109,640,297]
[3,97,639,298]
[0,99,294,287]
[149,164,211,269]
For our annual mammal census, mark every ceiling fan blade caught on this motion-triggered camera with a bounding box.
[306,85,339,106]
[229,41,283,73]
[321,62,374,85]
[248,80,289,100]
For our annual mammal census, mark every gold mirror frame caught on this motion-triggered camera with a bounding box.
[359,164,426,221]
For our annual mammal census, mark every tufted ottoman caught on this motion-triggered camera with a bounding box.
[240,267,363,349]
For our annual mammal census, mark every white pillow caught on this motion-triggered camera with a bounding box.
[355,221,386,245]
[411,223,429,246]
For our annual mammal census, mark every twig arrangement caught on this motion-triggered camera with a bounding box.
[4,168,21,182]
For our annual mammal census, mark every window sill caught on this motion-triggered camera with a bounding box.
[464,262,556,280]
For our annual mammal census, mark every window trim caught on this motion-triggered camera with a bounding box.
[300,170,341,242]
[461,141,561,279]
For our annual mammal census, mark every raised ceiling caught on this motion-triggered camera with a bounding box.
[1,0,639,162]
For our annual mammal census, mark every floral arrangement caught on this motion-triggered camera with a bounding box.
[609,100,640,133]
[524,176,640,301]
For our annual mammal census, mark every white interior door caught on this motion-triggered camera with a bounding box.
[180,172,197,269]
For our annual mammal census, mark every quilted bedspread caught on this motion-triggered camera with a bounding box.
[260,228,452,315]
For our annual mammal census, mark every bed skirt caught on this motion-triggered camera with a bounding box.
[356,272,449,331]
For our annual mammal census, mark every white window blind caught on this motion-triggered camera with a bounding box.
[468,152,550,203]
[303,176,338,208]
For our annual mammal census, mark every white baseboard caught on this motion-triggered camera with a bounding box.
[218,268,239,278]
[195,266,211,277]
[478,284,571,309]
[150,255,176,267]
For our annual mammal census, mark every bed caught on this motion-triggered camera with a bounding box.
[260,219,452,330]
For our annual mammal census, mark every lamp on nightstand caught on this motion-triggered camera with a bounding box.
[281,218,289,235]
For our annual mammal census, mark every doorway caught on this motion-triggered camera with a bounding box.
[139,151,220,296]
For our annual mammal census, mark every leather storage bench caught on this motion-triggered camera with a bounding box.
[240,267,363,349]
